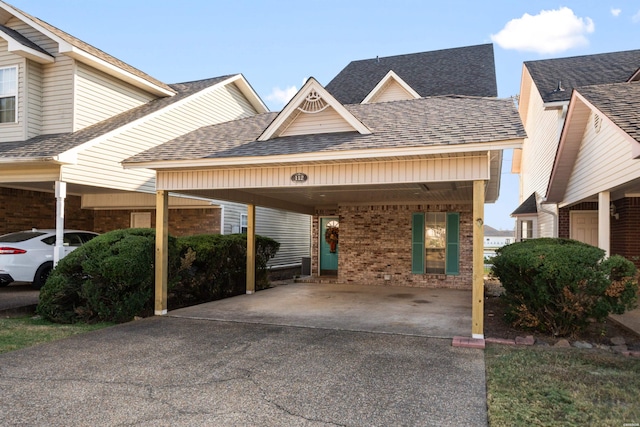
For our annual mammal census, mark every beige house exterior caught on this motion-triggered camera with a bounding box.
[0,1,310,276]
[126,46,527,338]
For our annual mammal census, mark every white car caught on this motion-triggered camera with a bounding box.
[0,229,98,289]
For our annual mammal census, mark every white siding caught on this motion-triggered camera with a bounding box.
[256,207,311,267]
[281,107,355,136]
[369,80,415,103]
[61,83,258,192]
[221,201,247,235]
[563,114,640,205]
[74,63,155,130]
[25,59,42,138]
[5,17,75,135]
[0,42,25,142]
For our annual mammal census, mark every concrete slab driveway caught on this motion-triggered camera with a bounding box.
[171,282,472,338]
[0,284,487,426]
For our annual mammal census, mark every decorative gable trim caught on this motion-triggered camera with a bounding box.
[257,77,371,141]
[361,70,420,104]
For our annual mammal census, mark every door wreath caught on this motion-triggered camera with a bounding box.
[325,226,339,253]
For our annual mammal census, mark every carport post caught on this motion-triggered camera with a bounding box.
[472,180,485,339]
[246,204,256,294]
[155,190,169,315]
[53,181,66,267]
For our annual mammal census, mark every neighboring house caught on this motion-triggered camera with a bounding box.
[125,44,527,338]
[0,1,310,270]
[483,225,514,260]
[513,48,640,267]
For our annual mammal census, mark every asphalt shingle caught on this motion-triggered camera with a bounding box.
[325,44,498,104]
[525,49,640,103]
[0,75,236,159]
[577,81,640,143]
[125,95,526,164]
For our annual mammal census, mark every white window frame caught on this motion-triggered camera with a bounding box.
[0,66,17,124]
[240,213,248,234]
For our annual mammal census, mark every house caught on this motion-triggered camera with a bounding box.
[483,225,514,260]
[124,44,527,338]
[0,1,310,272]
[513,49,640,267]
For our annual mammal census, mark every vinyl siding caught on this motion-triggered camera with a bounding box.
[0,42,24,142]
[281,106,355,136]
[74,62,155,130]
[563,113,640,205]
[61,82,258,192]
[256,207,311,267]
[221,201,248,235]
[5,17,74,135]
[25,59,42,138]
[519,78,561,202]
[368,80,415,103]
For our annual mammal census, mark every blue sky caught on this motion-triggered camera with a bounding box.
[9,1,640,229]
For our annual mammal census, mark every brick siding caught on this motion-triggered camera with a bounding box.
[312,204,473,289]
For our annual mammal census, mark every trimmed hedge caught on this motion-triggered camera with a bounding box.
[491,238,638,336]
[37,230,280,324]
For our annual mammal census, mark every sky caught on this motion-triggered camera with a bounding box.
[8,0,640,230]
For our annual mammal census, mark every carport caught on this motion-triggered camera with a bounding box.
[124,78,526,339]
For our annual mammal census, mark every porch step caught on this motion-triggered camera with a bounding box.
[294,275,339,284]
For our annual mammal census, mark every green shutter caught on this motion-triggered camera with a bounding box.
[411,213,425,274]
[445,212,460,275]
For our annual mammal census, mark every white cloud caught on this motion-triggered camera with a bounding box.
[265,85,297,107]
[491,7,595,54]
[611,8,621,17]
[633,10,640,23]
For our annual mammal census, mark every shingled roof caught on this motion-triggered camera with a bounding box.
[0,23,52,57]
[0,75,235,160]
[577,81,640,143]
[325,44,498,104]
[4,2,174,94]
[125,95,525,164]
[525,49,640,103]
[511,193,537,216]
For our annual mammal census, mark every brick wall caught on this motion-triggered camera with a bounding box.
[558,202,598,239]
[312,204,473,289]
[2,188,221,237]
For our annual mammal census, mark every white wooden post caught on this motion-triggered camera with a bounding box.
[53,181,66,267]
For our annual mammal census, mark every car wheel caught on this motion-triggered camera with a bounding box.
[32,262,53,290]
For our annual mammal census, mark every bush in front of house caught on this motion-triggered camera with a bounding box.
[491,238,638,336]
[171,233,280,307]
[37,228,180,324]
[37,230,280,324]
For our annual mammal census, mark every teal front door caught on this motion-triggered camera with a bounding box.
[320,217,339,275]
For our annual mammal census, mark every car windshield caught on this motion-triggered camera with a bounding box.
[0,231,47,243]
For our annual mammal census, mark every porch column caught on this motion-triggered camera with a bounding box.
[155,190,169,315]
[53,181,66,267]
[472,180,485,339]
[598,192,611,257]
[246,204,256,294]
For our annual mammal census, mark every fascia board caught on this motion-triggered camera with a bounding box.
[124,138,523,170]
[0,33,54,63]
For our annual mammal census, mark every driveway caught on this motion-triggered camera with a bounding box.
[0,283,487,426]
[171,282,472,338]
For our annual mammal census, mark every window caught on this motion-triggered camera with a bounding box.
[0,66,16,123]
[240,214,248,234]
[521,220,533,240]
[412,212,459,275]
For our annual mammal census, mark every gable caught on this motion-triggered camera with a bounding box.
[362,70,420,104]
[258,78,371,141]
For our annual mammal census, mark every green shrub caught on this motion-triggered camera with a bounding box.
[491,238,638,336]
[37,230,281,323]
[172,234,280,307]
[37,229,179,324]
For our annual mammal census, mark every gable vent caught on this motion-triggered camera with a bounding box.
[594,113,602,133]
[298,89,329,113]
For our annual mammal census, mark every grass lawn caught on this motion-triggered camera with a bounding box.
[0,316,113,354]
[485,344,640,426]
